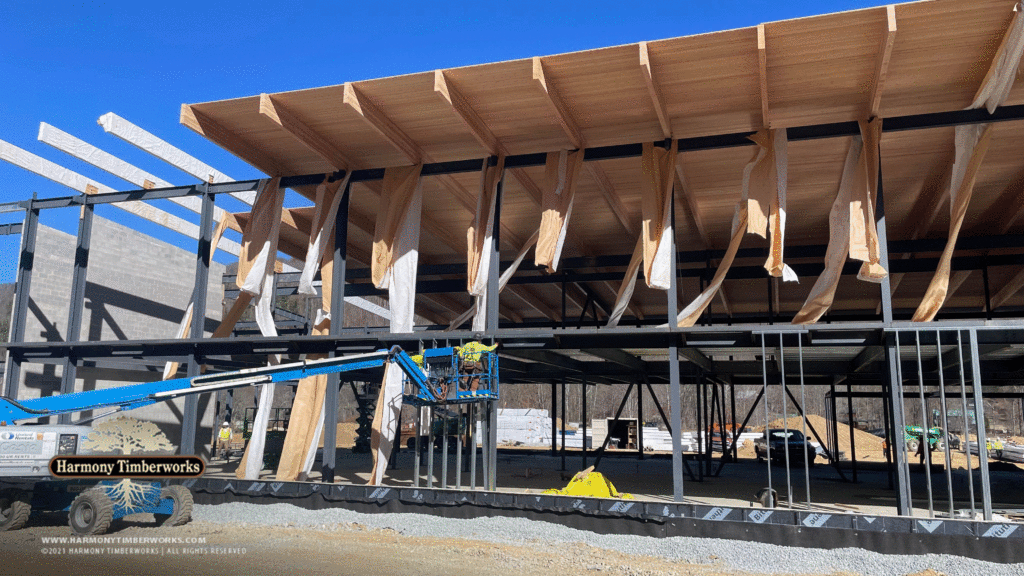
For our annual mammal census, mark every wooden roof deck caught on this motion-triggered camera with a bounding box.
[183,0,1024,325]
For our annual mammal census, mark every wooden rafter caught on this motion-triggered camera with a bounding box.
[869,5,898,118]
[342,83,422,163]
[585,163,635,237]
[342,79,558,322]
[182,107,461,324]
[946,166,1024,304]
[675,165,732,317]
[993,269,1024,310]
[980,165,1024,235]
[883,151,955,303]
[437,68,635,319]
[181,104,290,178]
[638,41,671,139]
[434,70,499,153]
[532,57,584,149]
[259,94,358,170]
[757,24,770,129]
[529,57,645,320]
[972,4,1024,107]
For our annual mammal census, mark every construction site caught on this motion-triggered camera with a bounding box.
[4,0,1024,571]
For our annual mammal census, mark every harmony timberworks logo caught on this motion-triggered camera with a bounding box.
[49,456,205,478]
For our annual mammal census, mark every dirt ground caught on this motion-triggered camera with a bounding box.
[1,517,943,576]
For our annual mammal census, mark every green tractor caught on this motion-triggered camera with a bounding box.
[904,425,958,452]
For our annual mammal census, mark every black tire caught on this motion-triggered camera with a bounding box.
[69,490,114,536]
[907,439,920,453]
[934,440,946,452]
[155,485,193,527]
[0,489,31,531]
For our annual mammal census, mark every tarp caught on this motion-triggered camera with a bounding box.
[913,2,1023,321]
[793,119,886,324]
[675,129,791,326]
[447,231,538,332]
[467,156,505,331]
[236,178,284,480]
[606,236,644,328]
[298,173,351,296]
[276,233,337,482]
[912,124,994,322]
[640,141,677,290]
[536,149,583,273]
[745,130,796,281]
[369,165,423,485]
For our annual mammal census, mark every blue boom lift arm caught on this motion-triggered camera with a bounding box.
[0,345,492,425]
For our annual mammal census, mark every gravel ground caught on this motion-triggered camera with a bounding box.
[193,502,1024,576]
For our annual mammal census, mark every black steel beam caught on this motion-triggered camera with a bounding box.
[3,200,37,398]
[58,203,94,424]
[580,348,647,373]
[180,186,214,456]
[0,223,23,236]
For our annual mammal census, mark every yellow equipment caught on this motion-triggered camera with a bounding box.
[542,466,634,499]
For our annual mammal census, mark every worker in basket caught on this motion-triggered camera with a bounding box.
[216,421,233,460]
[456,341,499,392]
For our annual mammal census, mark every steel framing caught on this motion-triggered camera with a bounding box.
[1,101,1023,535]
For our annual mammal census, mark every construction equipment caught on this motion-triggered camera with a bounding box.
[0,346,497,534]
[903,425,955,453]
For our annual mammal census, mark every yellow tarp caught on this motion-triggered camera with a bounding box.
[542,466,634,499]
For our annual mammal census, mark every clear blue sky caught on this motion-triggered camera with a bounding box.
[0,0,884,283]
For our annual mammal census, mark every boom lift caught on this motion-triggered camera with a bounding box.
[0,346,498,534]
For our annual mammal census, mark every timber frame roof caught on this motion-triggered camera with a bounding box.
[183,0,1024,326]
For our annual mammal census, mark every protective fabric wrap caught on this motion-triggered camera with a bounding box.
[467,156,505,331]
[912,124,994,322]
[298,173,351,296]
[640,141,677,290]
[793,119,886,324]
[676,129,791,326]
[369,165,423,485]
[236,178,285,480]
[913,2,1023,321]
[606,236,644,328]
[536,149,583,273]
[276,231,338,482]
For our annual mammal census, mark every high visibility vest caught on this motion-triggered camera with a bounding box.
[219,428,231,440]
[457,342,497,363]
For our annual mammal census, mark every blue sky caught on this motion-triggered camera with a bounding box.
[0,0,884,283]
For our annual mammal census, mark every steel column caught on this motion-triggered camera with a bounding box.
[488,399,497,490]
[551,380,558,457]
[968,329,993,520]
[581,374,588,469]
[847,381,858,483]
[58,203,94,424]
[667,188,684,501]
[3,198,39,399]
[889,332,912,516]
[322,181,350,483]
[180,187,214,455]
[486,169,502,335]
[637,380,645,460]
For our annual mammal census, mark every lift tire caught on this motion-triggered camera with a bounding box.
[156,485,193,527]
[69,489,114,536]
[0,489,31,531]
[934,440,946,452]
[906,439,920,453]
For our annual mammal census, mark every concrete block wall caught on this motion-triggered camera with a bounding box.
[15,216,224,457]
